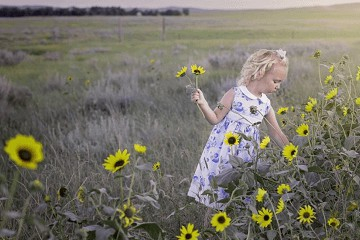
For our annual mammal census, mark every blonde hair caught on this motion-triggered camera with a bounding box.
[237,49,289,86]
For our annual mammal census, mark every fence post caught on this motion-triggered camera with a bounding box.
[161,17,165,41]
[119,16,124,42]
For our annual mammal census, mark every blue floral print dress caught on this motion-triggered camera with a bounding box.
[187,86,271,209]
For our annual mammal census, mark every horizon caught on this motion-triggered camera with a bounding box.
[1,0,360,10]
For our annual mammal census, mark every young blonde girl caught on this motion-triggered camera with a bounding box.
[188,49,289,210]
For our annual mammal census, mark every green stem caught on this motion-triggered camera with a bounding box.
[0,169,20,229]
[15,195,31,239]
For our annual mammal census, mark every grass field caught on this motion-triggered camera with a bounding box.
[1,3,360,239]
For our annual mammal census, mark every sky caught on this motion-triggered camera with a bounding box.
[1,0,360,10]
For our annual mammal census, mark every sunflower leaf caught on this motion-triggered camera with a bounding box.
[133,222,165,240]
[266,230,277,240]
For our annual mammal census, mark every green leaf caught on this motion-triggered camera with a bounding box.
[133,222,165,240]
[0,229,16,237]
[215,168,241,187]
[308,166,326,173]
[135,195,160,209]
[297,165,308,172]
[266,230,277,240]
[82,225,116,240]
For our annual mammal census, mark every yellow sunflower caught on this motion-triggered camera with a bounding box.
[210,211,231,232]
[57,186,68,200]
[256,188,267,202]
[342,106,349,116]
[324,75,332,84]
[177,223,200,240]
[347,201,358,211]
[356,66,360,81]
[176,66,187,78]
[277,184,291,195]
[117,202,142,228]
[134,143,147,154]
[325,87,338,100]
[329,64,335,73]
[152,161,161,171]
[103,149,130,173]
[297,205,316,224]
[276,199,285,214]
[305,97,317,112]
[260,136,270,149]
[252,208,273,228]
[76,186,86,203]
[327,217,340,229]
[224,132,240,146]
[191,64,206,75]
[282,143,298,163]
[29,179,44,192]
[296,124,309,136]
[277,107,289,115]
[4,134,44,170]
[313,50,321,59]
[355,97,360,105]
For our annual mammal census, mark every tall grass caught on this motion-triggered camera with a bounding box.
[1,4,360,239]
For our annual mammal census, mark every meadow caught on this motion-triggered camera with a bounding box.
[1,3,360,239]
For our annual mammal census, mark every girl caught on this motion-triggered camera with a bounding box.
[187,49,289,209]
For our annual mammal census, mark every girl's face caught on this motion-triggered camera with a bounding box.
[259,62,287,94]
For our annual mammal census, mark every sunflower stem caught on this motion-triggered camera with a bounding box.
[0,169,20,230]
[15,195,31,239]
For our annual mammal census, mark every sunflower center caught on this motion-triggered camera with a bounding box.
[330,222,336,227]
[303,212,310,218]
[194,70,200,74]
[18,149,32,161]
[291,150,296,156]
[124,208,134,218]
[304,130,308,135]
[218,216,226,224]
[185,233,192,239]
[264,215,270,221]
[228,137,236,145]
[115,160,125,168]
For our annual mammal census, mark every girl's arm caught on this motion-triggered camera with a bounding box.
[191,88,234,125]
[264,107,289,147]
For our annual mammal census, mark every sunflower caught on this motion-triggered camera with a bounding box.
[297,205,316,224]
[277,184,291,195]
[327,217,340,229]
[57,186,68,200]
[325,87,338,100]
[191,64,206,75]
[210,211,231,232]
[356,66,360,81]
[152,161,161,171]
[277,107,288,115]
[103,149,130,173]
[260,136,270,149]
[296,124,309,136]
[313,50,321,59]
[342,106,349,116]
[324,75,332,84]
[224,132,240,146]
[134,143,147,154]
[329,64,335,73]
[4,134,44,170]
[29,179,44,192]
[305,97,317,112]
[77,186,86,203]
[176,66,187,78]
[355,97,360,105]
[256,188,267,202]
[117,202,142,228]
[282,143,298,163]
[347,201,358,211]
[177,223,200,240]
[252,208,273,228]
[276,199,285,214]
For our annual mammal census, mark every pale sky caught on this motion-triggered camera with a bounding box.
[1,0,360,10]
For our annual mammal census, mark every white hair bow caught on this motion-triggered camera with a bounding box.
[276,49,286,59]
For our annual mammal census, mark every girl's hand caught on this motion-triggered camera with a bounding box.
[191,89,206,105]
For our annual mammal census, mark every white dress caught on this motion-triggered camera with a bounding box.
[187,86,271,209]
